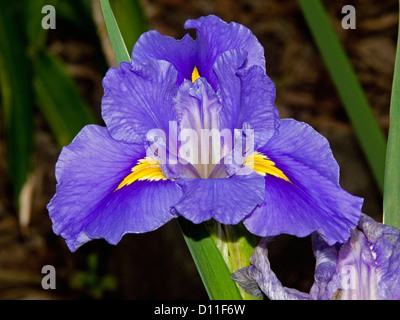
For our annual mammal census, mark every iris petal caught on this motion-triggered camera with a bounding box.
[260,119,340,184]
[184,15,266,89]
[102,60,178,145]
[173,173,265,225]
[47,125,182,252]
[214,50,279,149]
[244,119,362,244]
[131,30,196,85]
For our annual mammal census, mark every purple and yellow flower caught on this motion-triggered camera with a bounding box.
[232,214,400,300]
[48,15,363,252]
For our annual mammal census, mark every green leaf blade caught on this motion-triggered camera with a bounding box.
[383,3,400,228]
[110,0,147,54]
[99,0,130,65]
[179,219,243,300]
[34,51,96,147]
[297,0,387,193]
[0,2,34,200]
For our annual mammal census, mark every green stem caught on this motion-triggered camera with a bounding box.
[178,218,243,300]
[205,221,261,300]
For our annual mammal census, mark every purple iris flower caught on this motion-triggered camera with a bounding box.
[48,15,363,252]
[232,214,400,300]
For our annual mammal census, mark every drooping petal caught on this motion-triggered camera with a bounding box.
[214,49,279,149]
[101,60,178,145]
[184,15,266,89]
[261,118,340,184]
[309,233,342,300]
[337,214,400,300]
[173,173,265,225]
[243,119,363,245]
[336,228,379,299]
[311,214,400,300]
[131,30,197,85]
[47,125,182,252]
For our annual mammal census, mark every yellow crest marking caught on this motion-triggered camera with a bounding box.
[191,66,200,83]
[115,157,167,191]
[244,152,290,182]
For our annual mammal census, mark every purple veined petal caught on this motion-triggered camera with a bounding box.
[340,214,400,300]
[214,49,279,149]
[174,78,222,176]
[174,78,221,135]
[312,214,400,300]
[261,118,340,184]
[243,119,363,245]
[214,49,247,132]
[309,233,342,300]
[173,173,265,225]
[131,30,197,85]
[184,15,266,90]
[336,227,380,299]
[311,214,400,300]
[101,60,178,145]
[47,125,182,252]
[243,158,362,245]
[359,216,400,300]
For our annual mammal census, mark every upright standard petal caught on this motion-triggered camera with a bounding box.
[47,125,182,252]
[184,15,265,89]
[102,60,178,145]
[243,119,363,245]
[131,30,197,85]
[214,49,279,149]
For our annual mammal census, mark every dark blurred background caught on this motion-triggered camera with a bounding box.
[0,0,397,299]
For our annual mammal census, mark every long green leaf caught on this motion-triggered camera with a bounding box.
[179,219,243,300]
[99,0,130,65]
[110,0,147,54]
[383,3,400,228]
[297,0,387,193]
[34,51,96,147]
[0,2,33,200]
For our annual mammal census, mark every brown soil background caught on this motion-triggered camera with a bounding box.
[0,0,397,299]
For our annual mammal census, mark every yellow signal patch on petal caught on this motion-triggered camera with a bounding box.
[191,66,200,82]
[115,157,167,191]
[244,152,290,182]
